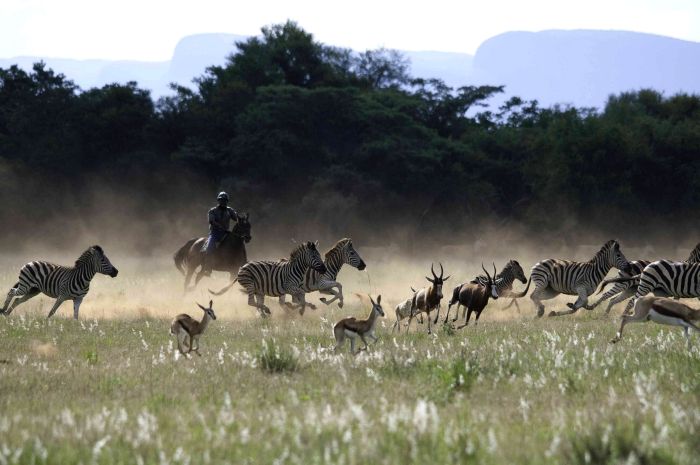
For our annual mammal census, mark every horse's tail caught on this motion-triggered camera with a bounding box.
[174,238,198,275]
[209,279,239,296]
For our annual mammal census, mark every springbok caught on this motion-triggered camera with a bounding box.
[408,264,449,334]
[610,295,700,349]
[170,300,217,356]
[334,295,384,354]
[391,295,425,332]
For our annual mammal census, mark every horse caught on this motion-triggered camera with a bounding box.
[174,213,251,291]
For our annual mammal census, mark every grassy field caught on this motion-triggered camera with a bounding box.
[0,254,699,464]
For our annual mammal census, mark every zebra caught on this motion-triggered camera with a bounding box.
[471,259,527,311]
[1,245,118,319]
[210,241,327,317]
[586,260,651,314]
[602,260,700,315]
[298,238,366,310]
[590,242,700,314]
[527,239,631,317]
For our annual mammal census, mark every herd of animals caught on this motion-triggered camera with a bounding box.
[1,213,700,355]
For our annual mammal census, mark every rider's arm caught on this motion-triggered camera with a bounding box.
[208,210,224,230]
[228,207,238,221]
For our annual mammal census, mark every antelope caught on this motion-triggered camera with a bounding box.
[408,263,449,334]
[170,300,217,356]
[610,295,700,349]
[334,295,384,354]
[391,295,425,332]
[444,263,500,328]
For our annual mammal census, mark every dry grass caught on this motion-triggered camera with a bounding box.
[0,250,698,464]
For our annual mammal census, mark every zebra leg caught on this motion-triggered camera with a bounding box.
[72,297,84,320]
[4,288,40,315]
[604,288,635,315]
[552,286,589,317]
[530,285,558,318]
[46,297,67,319]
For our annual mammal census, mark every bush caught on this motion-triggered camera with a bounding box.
[257,339,299,373]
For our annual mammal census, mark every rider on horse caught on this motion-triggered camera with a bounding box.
[202,192,238,276]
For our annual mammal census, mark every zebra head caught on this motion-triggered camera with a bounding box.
[482,263,499,300]
[606,240,631,274]
[426,263,449,299]
[507,260,527,284]
[90,245,118,277]
[296,241,327,274]
[342,239,366,270]
[233,212,252,243]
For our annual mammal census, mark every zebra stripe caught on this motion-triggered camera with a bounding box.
[297,238,366,308]
[530,240,630,317]
[237,241,326,316]
[633,261,700,305]
[1,245,118,319]
[594,242,700,313]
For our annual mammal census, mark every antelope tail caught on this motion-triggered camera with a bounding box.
[596,274,641,294]
[510,276,532,298]
[209,278,239,296]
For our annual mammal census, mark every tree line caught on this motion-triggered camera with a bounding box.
[1,21,699,251]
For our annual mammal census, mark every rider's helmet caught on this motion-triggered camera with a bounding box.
[217,192,229,202]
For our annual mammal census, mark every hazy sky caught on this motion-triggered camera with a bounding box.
[1,0,699,60]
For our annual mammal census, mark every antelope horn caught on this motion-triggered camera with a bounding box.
[492,262,497,281]
[439,263,444,279]
[431,263,438,280]
[481,262,491,281]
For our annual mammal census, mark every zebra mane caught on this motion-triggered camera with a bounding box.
[687,243,700,262]
[590,240,617,262]
[290,242,314,261]
[75,246,100,267]
[325,238,351,260]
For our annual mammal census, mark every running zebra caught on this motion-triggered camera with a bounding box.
[299,238,366,310]
[591,242,700,314]
[471,260,527,311]
[602,259,700,315]
[528,240,631,317]
[210,241,326,317]
[587,260,650,314]
[1,245,118,319]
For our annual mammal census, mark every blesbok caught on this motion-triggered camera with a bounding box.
[334,295,384,354]
[170,300,217,356]
[443,263,500,328]
[408,264,449,334]
[610,295,700,349]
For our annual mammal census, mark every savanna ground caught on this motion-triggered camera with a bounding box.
[0,247,699,464]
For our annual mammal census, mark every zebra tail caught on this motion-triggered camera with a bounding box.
[596,274,641,294]
[509,276,532,298]
[174,238,198,275]
[209,278,239,296]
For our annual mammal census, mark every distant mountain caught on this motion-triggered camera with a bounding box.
[471,30,700,108]
[2,30,699,108]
